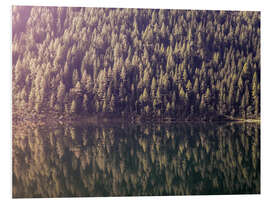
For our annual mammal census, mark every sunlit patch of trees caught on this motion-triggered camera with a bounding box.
[12,123,260,197]
[12,7,260,120]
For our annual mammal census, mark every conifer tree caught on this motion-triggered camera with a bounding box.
[12,7,260,120]
[70,99,77,114]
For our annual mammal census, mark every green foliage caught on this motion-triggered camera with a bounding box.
[12,7,260,120]
[70,99,78,114]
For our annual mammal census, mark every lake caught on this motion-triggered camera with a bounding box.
[12,121,260,198]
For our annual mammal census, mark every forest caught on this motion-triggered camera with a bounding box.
[12,6,261,122]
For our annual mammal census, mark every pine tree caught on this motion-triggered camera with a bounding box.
[72,69,79,87]
[109,95,115,113]
[102,101,107,113]
[70,99,77,114]
[120,66,127,83]
[151,77,157,98]
[142,88,149,103]
[57,81,66,104]
[205,88,211,106]
[252,72,259,116]
[193,78,199,94]
[12,8,260,121]
[186,80,192,94]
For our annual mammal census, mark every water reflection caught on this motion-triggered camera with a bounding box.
[12,122,260,197]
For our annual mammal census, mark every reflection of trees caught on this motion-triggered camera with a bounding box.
[12,122,260,197]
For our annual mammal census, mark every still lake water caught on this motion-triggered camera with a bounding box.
[12,122,260,198]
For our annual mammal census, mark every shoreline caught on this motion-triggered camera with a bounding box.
[12,111,261,129]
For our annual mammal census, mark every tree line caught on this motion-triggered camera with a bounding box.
[12,6,260,121]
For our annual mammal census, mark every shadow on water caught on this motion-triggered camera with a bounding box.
[12,122,260,197]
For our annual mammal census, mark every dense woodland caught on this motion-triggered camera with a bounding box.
[12,6,260,121]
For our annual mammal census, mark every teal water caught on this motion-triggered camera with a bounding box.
[12,122,260,198]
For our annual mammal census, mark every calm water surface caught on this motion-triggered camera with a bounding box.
[12,122,260,197]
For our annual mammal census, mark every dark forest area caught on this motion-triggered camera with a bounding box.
[12,6,260,122]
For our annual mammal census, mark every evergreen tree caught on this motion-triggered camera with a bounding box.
[12,7,260,121]
[70,99,78,114]
[57,81,66,104]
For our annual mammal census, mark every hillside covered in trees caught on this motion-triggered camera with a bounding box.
[12,6,260,122]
